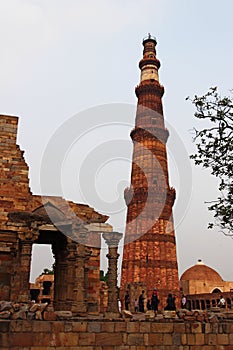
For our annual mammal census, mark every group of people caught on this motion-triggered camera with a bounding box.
[137,289,160,314]
[124,290,227,313]
[124,288,178,314]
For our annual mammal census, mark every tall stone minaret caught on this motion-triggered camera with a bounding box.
[121,35,180,306]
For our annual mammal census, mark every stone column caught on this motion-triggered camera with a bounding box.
[53,248,69,311]
[71,225,91,315]
[17,240,32,302]
[12,227,38,302]
[103,231,123,315]
[66,242,77,308]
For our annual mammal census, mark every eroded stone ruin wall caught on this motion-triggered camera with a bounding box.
[0,115,110,314]
[1,319,233,349]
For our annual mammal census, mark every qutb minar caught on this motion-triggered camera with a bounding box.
[121,35,180,307]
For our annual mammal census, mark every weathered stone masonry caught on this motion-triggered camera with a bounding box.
[0,114,116,315]
[1,319,233,349]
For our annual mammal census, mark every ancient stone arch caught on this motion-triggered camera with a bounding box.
[5,202,102,314]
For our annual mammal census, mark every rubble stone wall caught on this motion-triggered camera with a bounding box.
[1,319,233,349]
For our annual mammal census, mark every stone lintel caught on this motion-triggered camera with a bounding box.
[39,220,72,231]
[86,223,113,232]
[38,224,58,231]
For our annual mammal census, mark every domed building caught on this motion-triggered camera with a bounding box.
[180,260,233,310]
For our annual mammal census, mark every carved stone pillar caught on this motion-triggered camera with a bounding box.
[53,250,68,311]
[14,228,38,302]
[103,232,123,314]
[71,225,91,315]
[66,242,77,309]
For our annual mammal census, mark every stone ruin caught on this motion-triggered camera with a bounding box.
[0,115,122,318]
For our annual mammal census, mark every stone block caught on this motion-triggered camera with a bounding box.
[87,321,101,333]
[217,333,229,345]
[43,311,57,321]
[195,333,205,345]
[0,332,10,348]
[127,321,140,333]
[163,333,173,345]
[31,333,53,347]
[151,322,173,333]
[139,321,151,333]
[127,333,144,346]
[79,333,95,346]
[192,322,203,333]
[187,333,195,345]
[229,333,233,345]
[163,310,177,319]
[95,333,123,346]
[57,332,79,346]
[114,321,127,332]
[72,321,87,332]
[101,322,115,332]
[207,333,217,345]
[211,323,219,334]
[64,322,73,332]
[32,321,52,332]
[10,333,33,347]
[205,323,212,333]
[172,333,181,345]
[173,322,185,333]
[148,333,163,346]
[223,323,233,333]
[134,347,147,350]
[52,321,65,333]
[181,333,187,345]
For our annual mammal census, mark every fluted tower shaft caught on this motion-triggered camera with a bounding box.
[121,35,179,306]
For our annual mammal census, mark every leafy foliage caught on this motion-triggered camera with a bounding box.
[188,87,233,235]
[40,263,55,275]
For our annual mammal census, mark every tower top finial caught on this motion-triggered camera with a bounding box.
[143,33,157,44]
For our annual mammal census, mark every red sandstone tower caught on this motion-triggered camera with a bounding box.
[121,35,180,306]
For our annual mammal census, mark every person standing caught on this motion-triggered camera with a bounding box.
[147,298,151,311]
[124,291,130,310]
[164,293,176,311]
[134,298,139,313]
[181,295,187,309]
[151,288,159,314]
[139,290,145,312]
[218,295,226,308]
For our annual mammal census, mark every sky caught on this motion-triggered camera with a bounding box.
[0,0,233,282]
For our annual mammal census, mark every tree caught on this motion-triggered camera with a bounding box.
[40,263,55,275]
[188,87,233,235]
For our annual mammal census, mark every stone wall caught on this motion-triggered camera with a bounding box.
[1,319,233,349]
